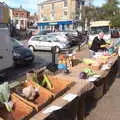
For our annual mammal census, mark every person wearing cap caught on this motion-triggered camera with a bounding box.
[90,32,107,52]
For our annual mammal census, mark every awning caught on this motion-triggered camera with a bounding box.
[37,20,73,26]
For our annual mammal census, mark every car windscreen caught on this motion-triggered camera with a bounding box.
[90,26,110,35]
[46,35,58,41]
[11,38,23,48]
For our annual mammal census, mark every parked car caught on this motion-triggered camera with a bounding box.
[111,29,119,38]
[62,30,78,36]
[35,30,52,35]
[47,32,81,46]
[11,38,34,65]
[47,32,69,42]
[28,35,71,52]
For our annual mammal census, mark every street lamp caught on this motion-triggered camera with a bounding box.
[79,0,85,21]
[78,0,85,31]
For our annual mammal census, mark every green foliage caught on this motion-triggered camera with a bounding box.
[91,0,120,27]
[111,15,120,27]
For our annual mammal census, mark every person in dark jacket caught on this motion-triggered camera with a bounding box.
[90,32,107,52]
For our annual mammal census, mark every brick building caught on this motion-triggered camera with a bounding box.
[29,13,38,28]
[9,6,30,29]
[37,0,85,31]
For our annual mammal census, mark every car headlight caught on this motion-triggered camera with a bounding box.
[13,52,21,57]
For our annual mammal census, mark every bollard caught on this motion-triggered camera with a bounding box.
[47,46,60,73]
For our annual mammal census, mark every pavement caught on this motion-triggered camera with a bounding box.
[86,77,120,120]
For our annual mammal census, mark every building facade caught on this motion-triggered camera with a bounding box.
[37,0,85,31]
[29,13,38,28]
[9,6,30,29]
[0,2,9,24]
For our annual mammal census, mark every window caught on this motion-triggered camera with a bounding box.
[11,38,23,48]
[46,35,57,41]
[51,11,54,18]
[21,20,24,25]
[21,13,24,17]
[64,11,67,16]
[52,4,54,10]
[16,13,18,16]
[15,20,18,24]
[41,5,44,9]
[64,0,68,7]
[31,37,41,41]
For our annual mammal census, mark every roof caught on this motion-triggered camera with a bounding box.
[39,0,63,5]
[90,21,111,27]
[11,7,30,13]
[0,2,9,8]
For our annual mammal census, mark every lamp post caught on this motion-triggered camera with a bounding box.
[78,0,85,32]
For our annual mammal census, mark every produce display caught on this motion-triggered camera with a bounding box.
[27,71,53,90]
[58,53,80,72]
[79,72,88,79]
[12,80,53,111]
[0,82,13,112]
[40,74,53,90]
[83,68,96,76]
[22,86,39,101]
[83,58,96,65]
[26,70,74,97]
[0,83,34,120]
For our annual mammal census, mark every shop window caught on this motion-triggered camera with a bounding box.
[21,13,24,17]
[52,3,54,10]
[64,0,68,7]
[64,11,67,16]
[16,13,18,16]
[21,20,24,25]
[15,20,18,24]
[51,11,54,18]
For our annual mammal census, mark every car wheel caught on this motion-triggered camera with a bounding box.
[55,46,61,53]
[29,46,34,52]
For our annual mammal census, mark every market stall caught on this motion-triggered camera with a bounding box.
[0,41,118,120]
[0,68,94,120]
[30,80,93,120]
[56,52,118,99]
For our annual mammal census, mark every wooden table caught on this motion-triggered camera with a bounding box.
[30,54,118,120]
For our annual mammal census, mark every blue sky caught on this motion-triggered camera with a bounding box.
[0,0,108,14]
[93,0,106,6]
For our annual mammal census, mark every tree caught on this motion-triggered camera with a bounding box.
[111,15,120,27]
[93,0,120,27]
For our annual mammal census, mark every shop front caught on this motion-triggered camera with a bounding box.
[37,20,73,31]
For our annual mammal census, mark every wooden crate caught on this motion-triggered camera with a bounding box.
[26,70,75,98]
[46,76,75,98]
[12,81,53,112]
[0,93,34,120]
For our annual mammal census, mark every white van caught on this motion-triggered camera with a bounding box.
[0,27,13,74]
[88,21,111,47]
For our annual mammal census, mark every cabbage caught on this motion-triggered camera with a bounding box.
[79,72,87,79]
[0,82,11,112]
[0,82,10,103]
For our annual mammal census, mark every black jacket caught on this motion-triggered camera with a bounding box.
[90,37,107,52]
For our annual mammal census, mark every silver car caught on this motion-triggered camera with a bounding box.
[28,35,71,52]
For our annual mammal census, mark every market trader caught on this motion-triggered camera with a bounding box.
[90,32,107,52]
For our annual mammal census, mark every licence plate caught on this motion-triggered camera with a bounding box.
[25,57,32,60]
